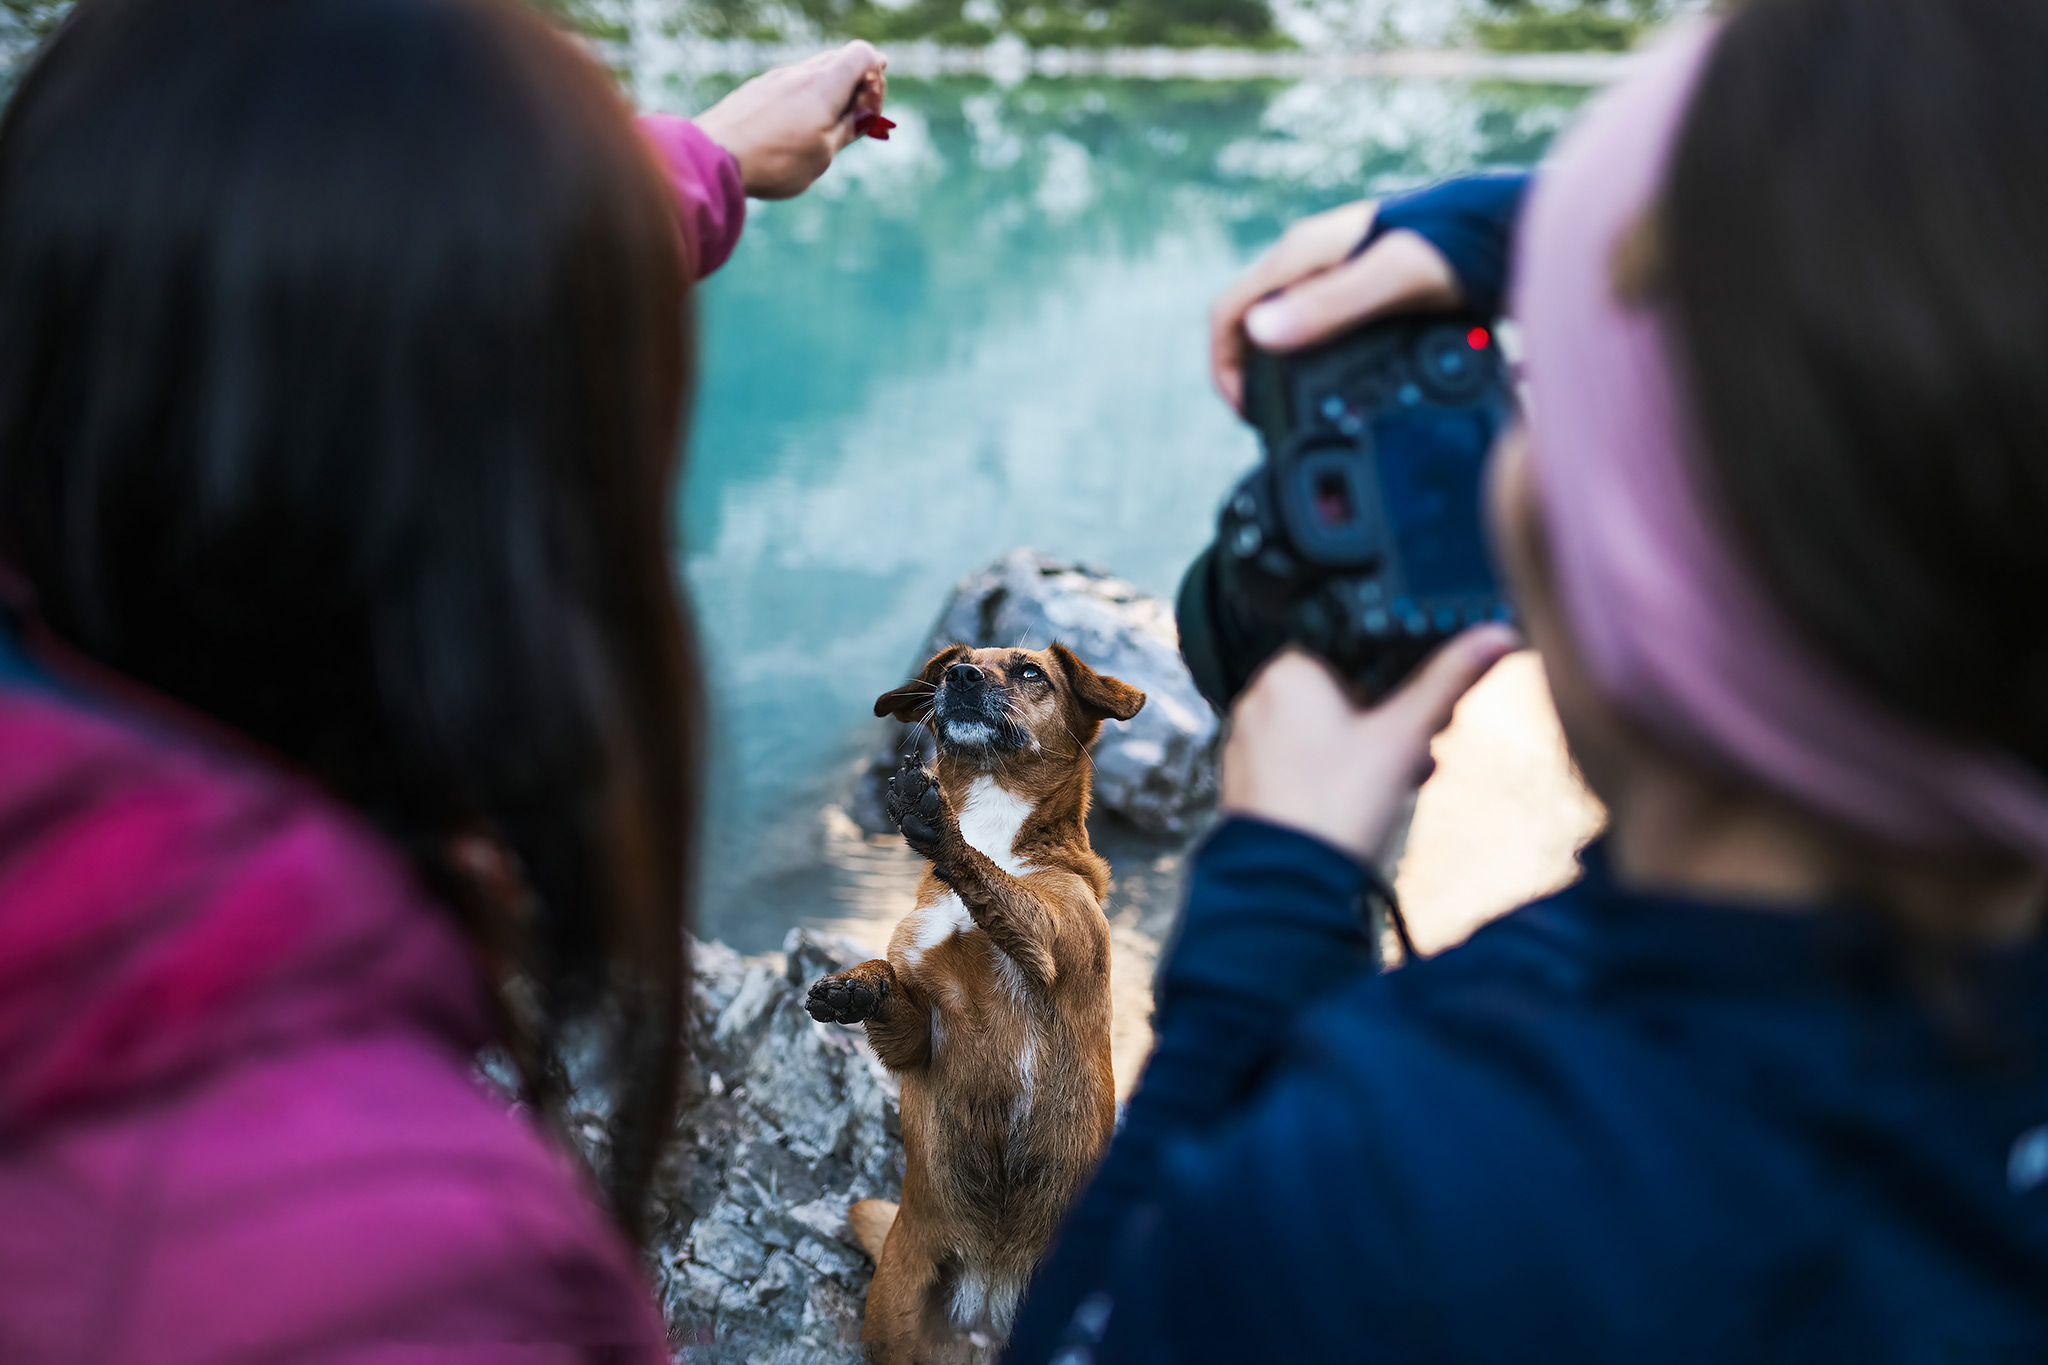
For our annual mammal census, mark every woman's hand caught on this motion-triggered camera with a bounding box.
[1208,199,1462,413]
[1220,629,1519,864]
[695,42,889,200]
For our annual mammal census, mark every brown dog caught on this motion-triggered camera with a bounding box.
[806,642,1145,1363]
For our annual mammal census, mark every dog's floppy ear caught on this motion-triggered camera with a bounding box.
[1050,643,1145,724]
[874,645,972,722]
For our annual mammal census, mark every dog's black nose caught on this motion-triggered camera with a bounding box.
[945,663,984,686]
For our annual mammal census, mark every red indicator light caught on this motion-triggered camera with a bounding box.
[1467,327,1490,350]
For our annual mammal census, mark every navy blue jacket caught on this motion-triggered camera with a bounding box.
[1007,818,2048,1362]
[1361,171,1529,320]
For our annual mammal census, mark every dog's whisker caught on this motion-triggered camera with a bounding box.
[1058,720,1099,780]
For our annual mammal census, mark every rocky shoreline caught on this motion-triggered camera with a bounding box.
[486,929,903,1361]
[638,931,904,1363]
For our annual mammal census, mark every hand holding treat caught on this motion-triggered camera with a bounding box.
[851,68,895,140]
[695,41,890,200]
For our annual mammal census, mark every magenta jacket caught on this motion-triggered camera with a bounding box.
[0,117,744,1363]
[641,114,747,282]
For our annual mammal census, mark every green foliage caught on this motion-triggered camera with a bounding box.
[529,0,632,41]
[1471,0,1658,53]
[834,0,989,46]
[828,0,1285,50]
[1016,0,1284,49]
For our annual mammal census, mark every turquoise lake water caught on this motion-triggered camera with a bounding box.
[665,72,1594,950]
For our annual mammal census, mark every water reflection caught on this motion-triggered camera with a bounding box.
[664,73,1592,952]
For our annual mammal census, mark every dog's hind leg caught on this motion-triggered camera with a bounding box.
[863,1218,969,1365]
[805,958,932,1072]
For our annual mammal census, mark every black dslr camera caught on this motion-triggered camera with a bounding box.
[1176,312,1516,710]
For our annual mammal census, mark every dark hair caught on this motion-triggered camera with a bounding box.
[1664,0,2048,778]
[0,0,697,1240]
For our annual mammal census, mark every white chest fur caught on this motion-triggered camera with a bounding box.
[955,776,1036,875]
[895,777,1037,968]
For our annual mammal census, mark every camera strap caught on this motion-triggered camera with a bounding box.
[1360,862,1417,969]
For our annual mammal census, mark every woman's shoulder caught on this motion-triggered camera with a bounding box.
[23,1030,665,1363]
[0,678,665,1358]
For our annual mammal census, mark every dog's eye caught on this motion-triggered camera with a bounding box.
[1018,666,1043,681]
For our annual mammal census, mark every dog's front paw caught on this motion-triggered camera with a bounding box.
[885,758,950,862]
[806,972,889,1025]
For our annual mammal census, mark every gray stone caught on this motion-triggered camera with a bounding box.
[564,929,900,1363]
[711,964,780,1054]
[861,548,1221,837]
[691,1216,769,1285]
[751,1251,804,1304]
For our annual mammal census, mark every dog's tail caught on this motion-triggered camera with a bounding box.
[848,1198,899,1261]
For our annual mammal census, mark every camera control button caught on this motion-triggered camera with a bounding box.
[1363,609,1391,638]
[1320,395,1346,421]
[1433,606,1459,633]
[1231,491,1259,520]
[1398,382,1422,408]
[1231,524,1263,558]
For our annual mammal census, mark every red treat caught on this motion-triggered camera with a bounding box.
[854,111,896,141]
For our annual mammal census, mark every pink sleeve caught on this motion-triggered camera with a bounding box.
[638,114,747,282]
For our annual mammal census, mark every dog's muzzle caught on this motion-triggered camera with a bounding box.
[935,664,1029,753]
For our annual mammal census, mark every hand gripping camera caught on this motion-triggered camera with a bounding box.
[1176,313,1517,710]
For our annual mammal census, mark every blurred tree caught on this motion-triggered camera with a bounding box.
[528,0,630,39]
[830,0,1285,49]
[1471,0,1672,52]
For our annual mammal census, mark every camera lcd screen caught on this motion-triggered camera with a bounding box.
[1371,408,1497,597]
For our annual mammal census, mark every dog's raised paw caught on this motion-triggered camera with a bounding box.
[885,759,949,860]
[806,973,888,1025]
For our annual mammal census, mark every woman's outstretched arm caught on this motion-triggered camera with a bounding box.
[639,41,890,281]
[638,114,750,282]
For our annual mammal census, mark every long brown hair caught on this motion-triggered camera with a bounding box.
[0,0,698,1241]
[1665,0,2048,780]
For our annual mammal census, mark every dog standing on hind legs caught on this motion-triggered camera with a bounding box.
[806,642,1145,1364]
